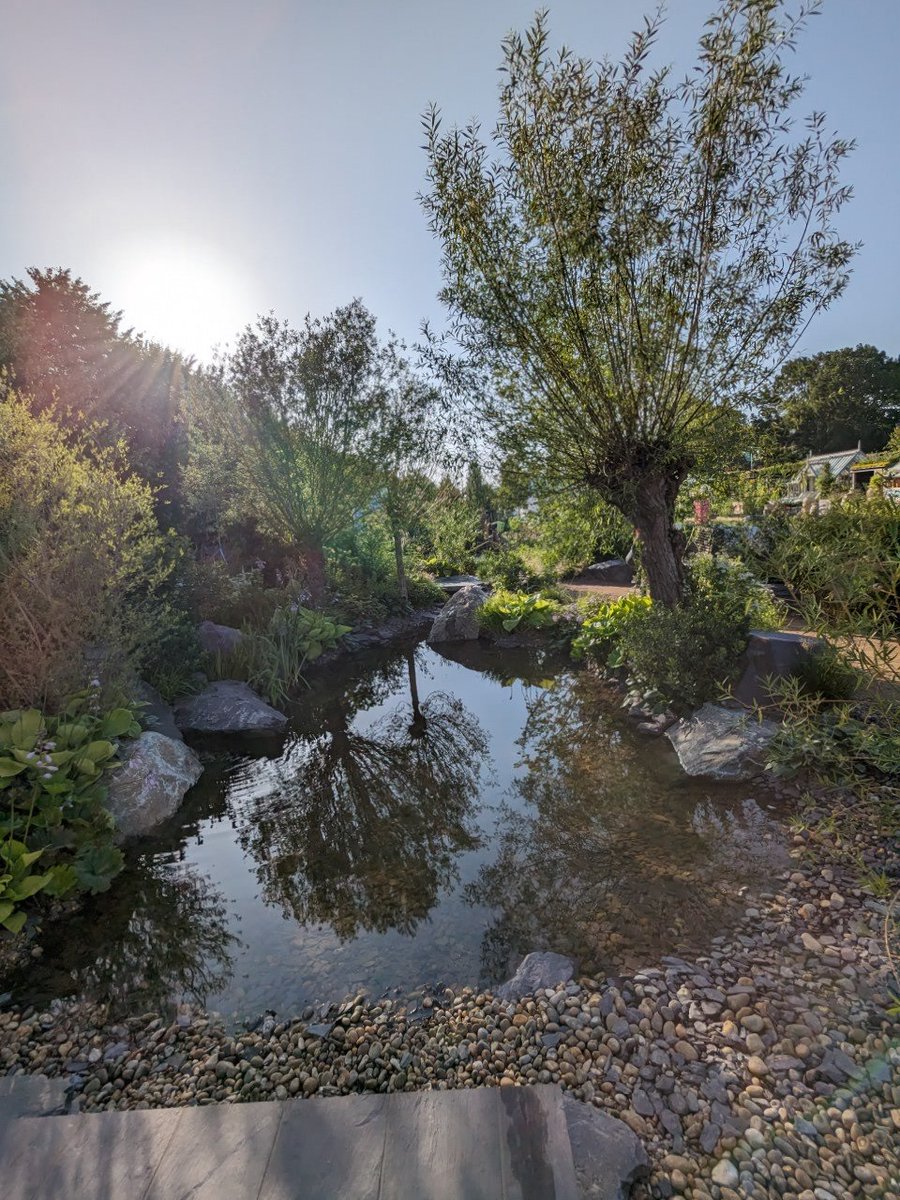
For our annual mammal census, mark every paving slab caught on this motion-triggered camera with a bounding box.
[146,1102,284,1200]
[380,1086,503,1200]
[259,1091,386,1200]
[499,1085,579,1200]
[0,1107,182,1200]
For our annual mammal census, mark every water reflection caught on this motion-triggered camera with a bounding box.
[10,643,788,1021]
[11,857,237,1014]
[228,650,488,939]
[468,672,787,980]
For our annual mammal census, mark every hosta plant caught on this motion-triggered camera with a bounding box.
[0,691,137,933]
[478,589,562,633]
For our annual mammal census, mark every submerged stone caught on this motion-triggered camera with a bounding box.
[495,951,576,1002]
[666,703,780,780]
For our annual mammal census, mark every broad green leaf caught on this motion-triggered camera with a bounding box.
[0,758,27,777]
[2,909,26,934]
[100,708,137,738]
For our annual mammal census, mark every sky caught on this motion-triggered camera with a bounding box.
[2,0,898,364]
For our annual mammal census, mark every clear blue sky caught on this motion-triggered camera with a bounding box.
[3,0,898,363]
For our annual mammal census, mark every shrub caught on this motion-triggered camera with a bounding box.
[187,561,282,628]
[477,547,550,593]
[478,589,562,633]
[793,644,859,703]
[619,593,749,709]
[0,390,187,710]
[571,594,652,661]
[0,692,136,932]
[689,554,785,631]
[212,606,351,705]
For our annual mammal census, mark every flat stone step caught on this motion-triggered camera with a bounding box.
[0,1084,582,1200]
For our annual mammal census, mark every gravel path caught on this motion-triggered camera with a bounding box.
[2,809,897,1199]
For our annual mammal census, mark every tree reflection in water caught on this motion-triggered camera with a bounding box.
[467,671,786,984]
[9,857,237,1017]
[230,648,489,939]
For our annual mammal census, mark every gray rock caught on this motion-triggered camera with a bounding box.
[130,680,182,742]
[197,621,245,657]
[105,733,203,840]
[666,703,780,780]
[733,630,827,708]
[570,559,634,587]
[564,1095,649,1200]
[173,681,288,733]
[494,951,576,1002]
[432,574,486,594]
[427,585,488,644]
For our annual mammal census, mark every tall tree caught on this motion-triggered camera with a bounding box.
[421,1,855,605]
[223,300,411,603]
[0,267,190,520]
[756,344,900,455]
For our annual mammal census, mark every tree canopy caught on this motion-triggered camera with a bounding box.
[421,0,856,604]
[755,344,900,455]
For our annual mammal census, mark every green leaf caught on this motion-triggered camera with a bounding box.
[74,844,124,893]
[10,709,42,751]
[0,757,27,777]
[100,708,137,738]
[0,900,13,922]
[10,873,51,901]
[2,909,27,934]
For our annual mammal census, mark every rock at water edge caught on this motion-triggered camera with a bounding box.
[427,584,488,644]
[173,681,288,733]
[563,1095,649,1200]
[106,732,203,840]
[495,951,576,1002]
[666,702,780,781]
[733,629,826,709]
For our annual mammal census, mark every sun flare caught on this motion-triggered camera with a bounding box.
[109,238,251,361]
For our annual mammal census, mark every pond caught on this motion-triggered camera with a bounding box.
[12,640,789,1025]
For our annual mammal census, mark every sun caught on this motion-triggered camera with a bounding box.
[108,237,252,362]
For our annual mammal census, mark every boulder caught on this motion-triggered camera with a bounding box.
[173,681,288,733]
[427,585,488,644]
[571,559,634,587]
[130,680,183,742]
[433,574,486,595]
[733,629,826,708]
[197,621,245,657]
[666,702,780,780]
[106,732,203,840]
[564,1095,649,1200]
[495,951,576,1002]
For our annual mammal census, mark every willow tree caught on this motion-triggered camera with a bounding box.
[421,1,855,605]
[224,300,403,602]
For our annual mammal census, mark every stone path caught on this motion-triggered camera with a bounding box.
[0,1081,624,1200]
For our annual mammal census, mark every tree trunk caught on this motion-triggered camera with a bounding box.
[630,474,687,608]
[406,651,427,738]
[392,522,409,606]
[301,540,327,607]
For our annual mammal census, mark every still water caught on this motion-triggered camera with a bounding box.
[15,640,788,1023]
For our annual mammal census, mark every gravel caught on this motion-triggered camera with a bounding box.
[1,797,898,1199]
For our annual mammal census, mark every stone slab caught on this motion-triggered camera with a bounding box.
[259,1092,387,1200]
[146,1102,283,1200]
[0,1107,182,1200]
[380,1087,503,1200]
[500,1085,579,1200]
